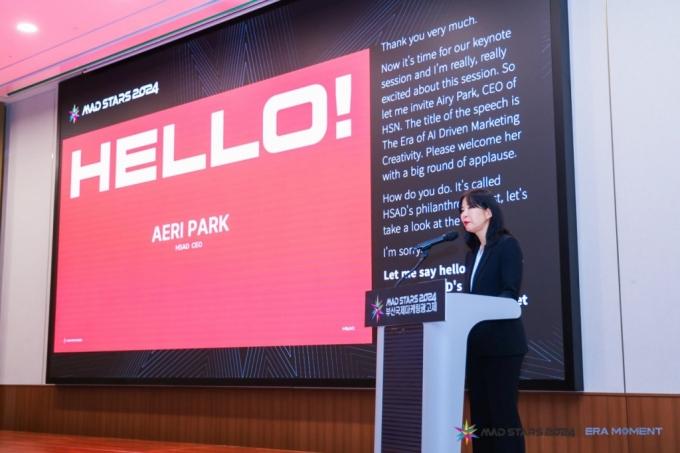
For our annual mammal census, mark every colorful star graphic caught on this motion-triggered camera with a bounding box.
[456,420,479,445]
[69,105,80,123]
[371,297,384,321]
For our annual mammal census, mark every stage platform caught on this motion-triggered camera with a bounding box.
[0,431,303,453]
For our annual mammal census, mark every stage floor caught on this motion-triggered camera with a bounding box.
[0,431,303,453]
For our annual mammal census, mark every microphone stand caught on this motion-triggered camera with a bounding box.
[394,247,430,288]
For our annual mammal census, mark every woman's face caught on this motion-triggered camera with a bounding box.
[460,198,492,236]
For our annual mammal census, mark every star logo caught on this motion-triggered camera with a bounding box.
[69,105,80,123]
[456,420,478,445]
[371,297,384,322]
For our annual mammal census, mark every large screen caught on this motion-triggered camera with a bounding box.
[49,0,581,389]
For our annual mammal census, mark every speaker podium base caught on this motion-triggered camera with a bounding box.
[369,284,521,453]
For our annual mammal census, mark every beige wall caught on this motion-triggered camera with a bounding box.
[0,90,57,384]
[607,0,680,393]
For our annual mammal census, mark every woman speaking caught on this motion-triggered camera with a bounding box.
[459,188,527,453]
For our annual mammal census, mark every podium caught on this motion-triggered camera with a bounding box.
[366,281,521,453]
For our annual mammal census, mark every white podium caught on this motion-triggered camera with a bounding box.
[373,291,521,453]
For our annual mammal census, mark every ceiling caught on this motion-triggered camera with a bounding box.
[0,0,266,102]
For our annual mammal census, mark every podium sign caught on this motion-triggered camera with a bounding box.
[365,280,446,327]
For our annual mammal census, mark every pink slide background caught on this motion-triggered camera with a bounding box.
[54,50,372,353]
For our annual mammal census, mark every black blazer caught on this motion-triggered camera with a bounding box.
[464,234,528,357]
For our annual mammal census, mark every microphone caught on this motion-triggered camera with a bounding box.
[394,230,459,287]
[412,230,459,251]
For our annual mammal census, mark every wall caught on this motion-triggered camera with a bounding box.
[607,0,680,394]
[0,386,376,453]
[0,90,57,385]
[0,102,5,210]
[567,0,625,393]
[0,0,678,393]
[1,386,678,453]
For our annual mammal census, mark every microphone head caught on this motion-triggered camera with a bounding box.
[443,231,459,241]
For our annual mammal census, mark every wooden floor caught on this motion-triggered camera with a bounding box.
[0,431,306,453]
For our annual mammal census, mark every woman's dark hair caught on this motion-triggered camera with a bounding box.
[459,188,510,251]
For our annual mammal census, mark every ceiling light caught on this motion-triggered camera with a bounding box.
[17,23,38,33]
